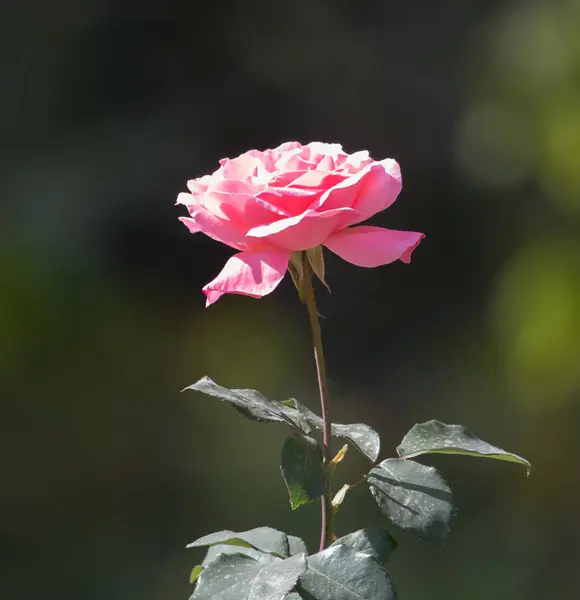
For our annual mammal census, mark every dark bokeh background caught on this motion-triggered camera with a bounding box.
[2,0,580,598]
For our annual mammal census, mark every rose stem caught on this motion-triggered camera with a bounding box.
[301,254,333,551]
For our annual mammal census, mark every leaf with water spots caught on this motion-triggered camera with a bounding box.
[184,377,380,461]
[329,527,398,565]
[284,398,380,462]
[397,420,531,475]
[190,531,308,589]
[297,544,397,600]
[183,377,309,433]
[280,434,325,510]
[368,459,453,543]
[188,527,299,558]
[190,552,307,600]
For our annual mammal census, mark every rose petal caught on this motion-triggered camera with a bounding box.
[305,142,346,164]
[179,216,248,251]
[353,159,402,219]
[204,289,225,305]
[272,141,303,153]
[192,182,288,227]
[258,179,323,215]
[290,169,347,190]
[202,248,291,306]
[315,160,402,224]
[324,225,425,267]
[342,150,374,172]
[219,154,265,181]
[184,175,212,195]
[274,153,317,173]
[178,195,266,251]
[246,207,359,251]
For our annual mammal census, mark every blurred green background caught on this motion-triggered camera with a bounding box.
[2,0,580,598]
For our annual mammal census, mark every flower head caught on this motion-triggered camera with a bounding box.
[177,141,424,306]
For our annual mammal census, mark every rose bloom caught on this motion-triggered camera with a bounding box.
[177,141,424,306]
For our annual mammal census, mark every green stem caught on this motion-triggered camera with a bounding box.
[301,254,333,551]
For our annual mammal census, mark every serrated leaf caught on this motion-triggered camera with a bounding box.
[298,544,396,600]
[193,530,307,574]
[329,528,398,565]
[285,399,380,462]
[184,377,309,433]
[185,378,380,461]
[288,535,308,557]
[188,527,293,558]
[281,435,325,510]
[191,552,307,600]
[368,459,453,543]
[201,545,277,568]
[397,420,531,474]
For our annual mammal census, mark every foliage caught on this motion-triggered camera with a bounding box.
[185,379,529,598]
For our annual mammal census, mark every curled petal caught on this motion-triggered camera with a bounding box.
[202,248,291,306]
[246,207,358,251]
[219,154,265,180]
[183,176,212,196]
[316,160,402,224]
[305,142,346,164]
[324,226,425,267]
[272,141,303,153]
[204,289,225,305]
[352,159,402,219]
[178,197,265,251]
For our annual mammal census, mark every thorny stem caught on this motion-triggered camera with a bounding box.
[301,254,333,551]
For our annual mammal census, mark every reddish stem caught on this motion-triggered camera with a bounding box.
[302,255,333,551]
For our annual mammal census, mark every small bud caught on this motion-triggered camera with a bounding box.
[331,484,351,511]
[327,444,349,470]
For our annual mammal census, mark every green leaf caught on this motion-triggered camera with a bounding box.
[188,527,295,558]
[185,378,380,461]
[368,459,453,543]
[190,565,204,584]
[191,552,307,600]
[329,528,398,565]
[298,544,397,600]
[285,398,380,462]
[183,377,307,433]
[281,435,325,510]
[397,420,531,474]
[201,545,277,568]
[288,535,308,557]
[196,531,308,586]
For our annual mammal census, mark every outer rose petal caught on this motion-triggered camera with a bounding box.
[324,225,425,267]
[178,214,249,251]
[246,207,359,251]
[315,160,402,225]
[177,192,265,251]
[353,159,402,219]
[202,248,291,306]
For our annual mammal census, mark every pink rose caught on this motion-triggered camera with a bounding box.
[177,141,424,306]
